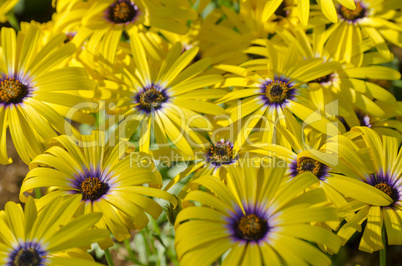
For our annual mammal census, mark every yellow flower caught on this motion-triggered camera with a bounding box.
[277,27,400,122]
[82,0,197,34]
[315,0,402,62]
[73,0,198,70]
[0,196,108,265]
[246,116,373,231]
[216,40,340,143]
[174,161,341,265]
[319,127,402,253]
[161,124,273,200]
[20,132,177,243]
[0,24,96,164]
[102,30,225,155]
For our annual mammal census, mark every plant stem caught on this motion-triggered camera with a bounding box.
[34,188,41,199]
[104,249,114,266]
[380,226,386,266]
[124,238,140,264]
[141,230,152,257]
[144,226,156,254]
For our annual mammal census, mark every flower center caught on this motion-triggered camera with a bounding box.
[374,182,399,203]
[206,140,235,166]
[297,157,328,179]
[338,2,366,22]
[0,77,29,104]
[13,249,41,266]
[264,80,290,104]
[136,85,168,113]
[235,214,269,241]
[79,177,109,201]
[108,0,138,24]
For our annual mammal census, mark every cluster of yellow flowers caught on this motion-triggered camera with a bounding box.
[0,0,401,265]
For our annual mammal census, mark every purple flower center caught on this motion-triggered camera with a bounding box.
[135,85,168,113]
[8,242,46,266]
[290,157,329,180]
[227,204,270,244]
[108,0,139,24]
[265,80,288,104]
[206,140,236,166]
[79,177,109,201]
[260,78,296,108]
[338,1,367,22]
[235,214,269,241]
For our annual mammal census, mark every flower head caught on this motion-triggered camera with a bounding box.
[217,40,340,142]
[102,31,224,155]
[20,132,177,242]
[323,127,402,252]
[106,0,139,25]
[0,196,108,265]
[174,162,341,265]
[316,0,402,62]
[0,24,95,165]
[337,1,368,23]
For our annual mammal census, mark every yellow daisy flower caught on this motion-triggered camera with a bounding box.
[174,162,341,265]
[19,132,177,243]
[277,27,400,120]
[0,196,108,265]
[246,115,388,232]
[82,0,197,34]
[162,124,280,200]
[314,127,401,253]
[316,0,402,62]
[216,40,340,143]
[0,24,95,164]
[103,31,225,155]
[74,0,198,71]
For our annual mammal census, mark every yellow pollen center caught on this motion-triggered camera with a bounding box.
[237,214,268,241]
[297,157,325,177]
[340,2,365,21]
[110,1,137,24]
[0,77,28,104]
[138,86,167,112]
[375,183,394,198]
[79,177,108,201]
[208,142,233,164]
[265,80,289,103]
